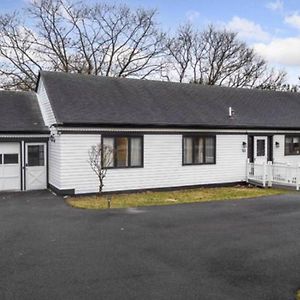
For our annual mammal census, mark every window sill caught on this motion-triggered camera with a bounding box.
[182,162,216,166]
[105,166,144,170]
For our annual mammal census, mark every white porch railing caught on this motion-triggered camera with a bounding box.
[246,159,300,190]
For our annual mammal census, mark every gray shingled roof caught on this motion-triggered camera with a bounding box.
[40,71,300,129]
[0,91,48,133]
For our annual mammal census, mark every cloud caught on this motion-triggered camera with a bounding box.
[254,37,300,66]
[285,12,300,30]
[266,0,284,11]
[185,10,200,22]
[227,16,270,42]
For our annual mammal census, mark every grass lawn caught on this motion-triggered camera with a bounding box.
[66,186,288,210]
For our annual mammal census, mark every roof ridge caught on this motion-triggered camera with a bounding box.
[39,70,300,97]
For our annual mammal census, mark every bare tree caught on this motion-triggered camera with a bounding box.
[166,25,286,89]
[257,75,298,92]
[0,0,166,90]
[88,143,113,207]
[0,0,288,91]
[0,12,42,90]
[164,24,195,82]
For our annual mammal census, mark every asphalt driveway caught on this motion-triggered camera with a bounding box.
[1,190,300,300]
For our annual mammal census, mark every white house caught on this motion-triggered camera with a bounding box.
[1,71,300,194]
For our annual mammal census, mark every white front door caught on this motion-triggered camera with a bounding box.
[25,143,47,190]
[254,136,268,164]
[0,143,21,191]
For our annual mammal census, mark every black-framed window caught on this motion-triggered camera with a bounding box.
[183,136,216,165]
[0,154,2,164]
[3,154,18,164]
[256,139,266,156]
[27,145,45,166]
[102,136,143,168]
[285,136,300,155]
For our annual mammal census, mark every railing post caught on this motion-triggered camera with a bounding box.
[262,162,266,188]
[267,161,273,187]
[246,158,250,182]
[297,164,300,191]
[287,163,290,185]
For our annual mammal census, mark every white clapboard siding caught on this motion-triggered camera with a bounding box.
[36,79,57,127]
[48,134,62,189]
[273,134,300,165]
[60,134,101,193]
[53,133,247,194]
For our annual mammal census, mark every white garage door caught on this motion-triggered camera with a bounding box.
[0,143,21,191]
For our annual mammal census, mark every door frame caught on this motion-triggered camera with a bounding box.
[254,136,268,163]
[24,142,48,191]
[248,135,273,163]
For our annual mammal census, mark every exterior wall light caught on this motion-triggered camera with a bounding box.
[242,141,247,152]
[275,142,280,148]
[49,134,56,143]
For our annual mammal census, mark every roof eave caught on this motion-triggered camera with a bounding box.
[53,122,300,131]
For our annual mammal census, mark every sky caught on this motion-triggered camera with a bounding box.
[1,0,300,84]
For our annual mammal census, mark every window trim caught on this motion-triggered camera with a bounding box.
[182,135,216,166]
[101,134,144,169]
[285,135,300,156]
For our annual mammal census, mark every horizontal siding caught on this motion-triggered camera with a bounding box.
[60,135,101,193]
[48,134,61,189]
[273,134,300,165]
[56,134,247,194]
[37,79,56,127]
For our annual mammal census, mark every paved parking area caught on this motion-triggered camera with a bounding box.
[1,190,300,299]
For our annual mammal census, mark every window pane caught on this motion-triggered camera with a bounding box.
[103,137,115,167]
[0,154,2,164]
[285,137,292,154]
[130,137,142,167]
[4,154,18,164]
[28,145,44,166]
[116,137,128,167]
[293,137,300,154]
[256,140,265,157]
[183,137,193,164]
[285,136,300,155]
[205,137,215,163]
[194,137,204,164]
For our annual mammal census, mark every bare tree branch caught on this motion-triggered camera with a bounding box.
[0,0,166,90]
[165,24,287,89]
[88,143,113,195]
[0,1,288,91]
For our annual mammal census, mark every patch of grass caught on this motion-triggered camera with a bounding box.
[296,290,300,300]
[66,186,288,210]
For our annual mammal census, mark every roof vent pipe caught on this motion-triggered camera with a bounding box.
[229,106,235,118]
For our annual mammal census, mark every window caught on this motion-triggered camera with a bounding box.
[183,136,216,165]
[0,154,2,164]
[116,137,128,167]
[256,139,265,156]
[102,136,143,168]
[102,138,114,167]
[130,137,142,167]
[27,145,45,166]
[285,136,300,155]
[4,154,18,164]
